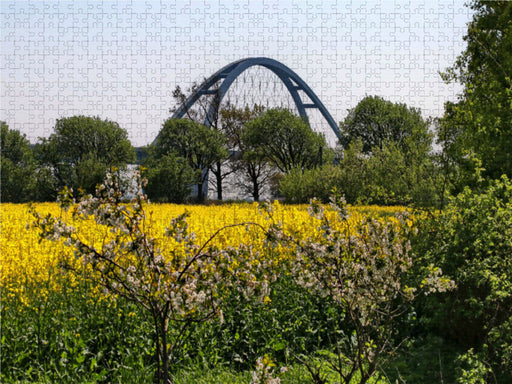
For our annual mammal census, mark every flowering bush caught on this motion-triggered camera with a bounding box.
[29,170,277,384]
[287,196,454,384]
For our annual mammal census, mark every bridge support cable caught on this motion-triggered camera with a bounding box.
[166,57,341,141]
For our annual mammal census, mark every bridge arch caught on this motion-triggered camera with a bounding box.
[170,57,341,140]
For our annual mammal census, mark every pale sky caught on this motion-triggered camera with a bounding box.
[1,0,473,146]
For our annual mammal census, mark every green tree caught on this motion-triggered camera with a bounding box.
[364,140,441,206]
[339,95,433,158]
[0,122,37,202]
[439,1,512,186]
[220,104,271,201]
[143,152,195,203]
[335,97,440,206]
[153,118,228,202]
[170,84,234,201]
[242,108,329,173]
[38,116,135,194]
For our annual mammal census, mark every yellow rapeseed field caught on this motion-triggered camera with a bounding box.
[1,202,405,307]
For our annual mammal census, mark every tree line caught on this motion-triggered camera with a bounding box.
[0,99,428,206]
[1,87,506,207]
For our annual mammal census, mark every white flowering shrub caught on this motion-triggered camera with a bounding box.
[30,169,275,384]
[289,196,455,384]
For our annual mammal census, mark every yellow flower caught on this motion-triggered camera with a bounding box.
[1,202,406,308]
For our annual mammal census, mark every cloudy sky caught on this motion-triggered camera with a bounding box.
[1,0,473,146]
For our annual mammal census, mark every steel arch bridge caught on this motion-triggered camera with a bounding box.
[169,57,341,140]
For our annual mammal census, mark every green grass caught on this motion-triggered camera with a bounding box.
[6,365,389,384]
[0,273,446,384]
[1,275,387,384]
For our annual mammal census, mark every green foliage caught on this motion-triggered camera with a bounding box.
[74,153,109,195]
[220,104,271,202]
[154,118,228,201]
[339,95,432,156]
[243,108,329,173]
[278,165,341,204]
[1,157,36,203]
[33,166,59,202]
[382,335,463,384]
[439,1,512,187]
[50,115,134,166]
[0,273,347,384]
[170,364,316,384]
[143,152,196,203]
[184,276,344,372]
[335,96,437,206]
[413,176,512,383]
[1,122,38,202]
[280,96,440,206]
[36,115,135,194]
[457,349,495,384]
[1,122,32,165]
[220,104,266,151]
[365,140,441,206]
[280,139,442,207]
[333,140,368,204]
[170,367,251,384]
[1,276,154,383]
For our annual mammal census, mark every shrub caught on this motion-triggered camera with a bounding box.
[278,165,342,204]
[413,176,512,383]
[29,170,277,384]
[144,153,196,203]
[285,197,454,384]
[279,139,442,207]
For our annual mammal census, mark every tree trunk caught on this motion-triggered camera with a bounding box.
[215,161,222,200]
[252,178,259,202]
[197,182,204,202]
[158,318,172,384]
